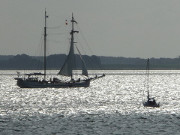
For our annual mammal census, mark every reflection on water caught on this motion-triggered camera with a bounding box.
[0,70,180,134]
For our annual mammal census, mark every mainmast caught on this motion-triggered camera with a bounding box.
[44,9,48,80]
[58,13,85,78]
[70,13,79,79]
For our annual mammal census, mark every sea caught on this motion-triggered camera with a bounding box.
[0,70,180,135]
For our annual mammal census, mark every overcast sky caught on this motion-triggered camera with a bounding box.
[0,0,180,58]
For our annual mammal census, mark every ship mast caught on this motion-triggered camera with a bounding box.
[70,13,79,79]
[44,9,48,80]
[146,58,150,100]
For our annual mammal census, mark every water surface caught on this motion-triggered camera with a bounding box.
[0,70,180,134]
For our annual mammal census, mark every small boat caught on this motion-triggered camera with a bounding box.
[15,10,105,88]
[143,59,160,107]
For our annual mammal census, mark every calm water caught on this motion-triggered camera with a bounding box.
[0,70,180,135]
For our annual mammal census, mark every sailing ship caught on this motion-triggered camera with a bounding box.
[15,10,105,88]
[143,58,160,107]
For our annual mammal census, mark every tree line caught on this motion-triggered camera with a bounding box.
[0,54,180,70]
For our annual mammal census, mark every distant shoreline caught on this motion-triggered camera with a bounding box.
[0,54,180,70]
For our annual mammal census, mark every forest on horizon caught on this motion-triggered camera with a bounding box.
[0,54,180,70]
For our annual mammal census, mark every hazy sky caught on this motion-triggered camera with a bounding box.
[0,0,180,58]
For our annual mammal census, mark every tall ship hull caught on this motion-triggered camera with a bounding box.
[15,78,90,88]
